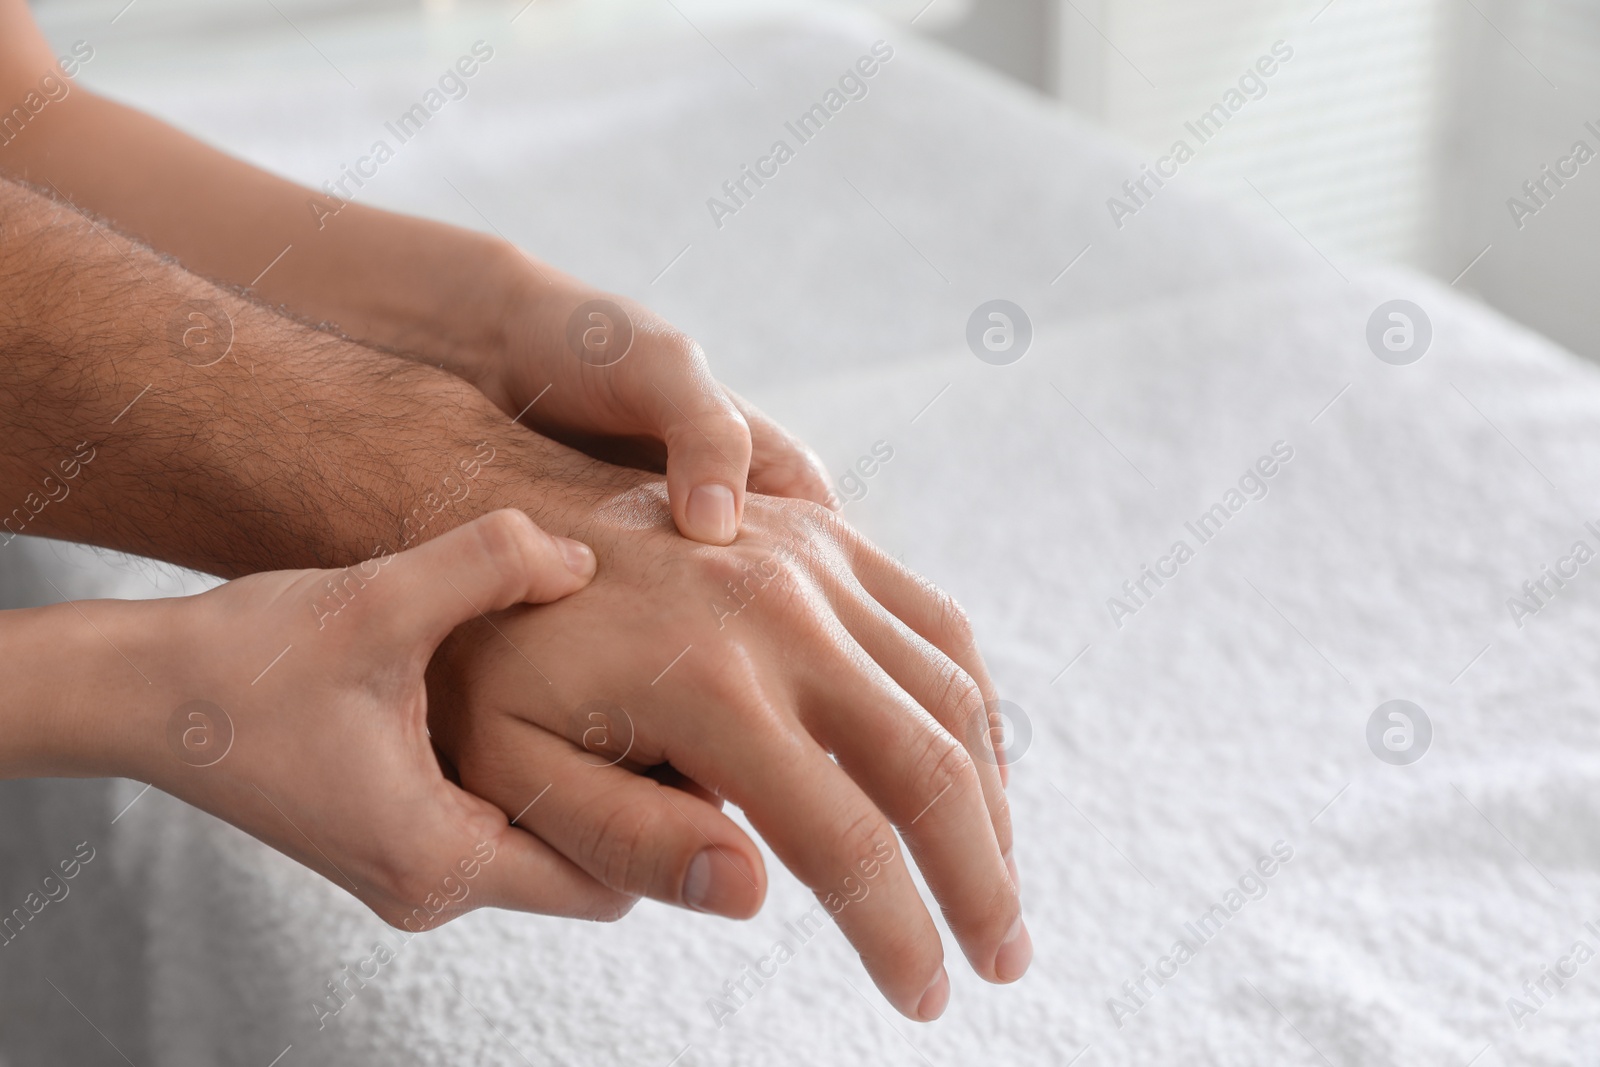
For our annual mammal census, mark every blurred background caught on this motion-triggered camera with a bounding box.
[914,0,1600,362]
[934,0,1599,362]
[30,0,1600,358]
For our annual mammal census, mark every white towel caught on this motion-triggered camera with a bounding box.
[5,5,1599,1064]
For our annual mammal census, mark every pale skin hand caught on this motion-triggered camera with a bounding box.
[0,1,835,542]
[466,277,840,539]
[0,146,1026,1015]
[0,511,636,927]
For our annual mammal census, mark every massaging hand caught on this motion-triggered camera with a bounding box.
[426,484,1029,1021]
[114,511,635,928]
[440,264,838,543]
[0,4,831,545]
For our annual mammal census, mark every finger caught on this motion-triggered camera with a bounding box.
[658,677,949,1021]
[830,575,1017,887]
[375,509,596,648]
[850,545,1014,789]
[647,762,725,809]
[723,388,839,509]
[800,638,1028,986]
[443,787,640,923]
[641,350,753,545]
[359,783,633,930]
[459,720,766,918]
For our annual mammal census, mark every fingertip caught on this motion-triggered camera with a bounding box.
[682,844,765,919]
[656,384,752,544]
[480,509,590,601]
[682,483,739,545]
[992,915,1032,983]
[915,967,950,1021]
[552,534,596,579]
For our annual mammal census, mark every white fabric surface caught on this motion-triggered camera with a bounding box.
[5,4,1600,1064]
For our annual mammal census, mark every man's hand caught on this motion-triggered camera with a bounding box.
[427,484,1029,1021]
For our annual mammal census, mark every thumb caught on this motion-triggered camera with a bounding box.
[648,377,753,546]
[379,509,596,648]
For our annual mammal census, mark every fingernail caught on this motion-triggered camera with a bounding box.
[556,536,595,576]
[916,967,950,1021]
[1004,848,1021,895]
[682,847,751,915]
[686,484,737,543]
[994,915,1032,983]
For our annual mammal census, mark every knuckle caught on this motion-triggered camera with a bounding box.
[934,662,984,729]
[378,864,442,917]
[371,901,415,931]
[697,643,766,707]
[701,546,765,588]
[476,508,540,568]
[759,492,837,536]
[870,903,938,974]
[832,808,892,876]
[644,325,705,364]
[699,409,753,464]
[703,548,814,630]
[793,496,847,539]
[932,590,976,651]
[308,564,381,630]
[694,662,792,747]
[364,875,446,933]
[740,494,845,556]
[581,799,666,895]
[372,896,454,933]
[989,788,1016,854]
[915,729,979,815]
[751,564,812,624]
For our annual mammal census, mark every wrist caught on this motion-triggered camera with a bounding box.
[464,245,588,411]
[310,212,542,393]
[0,598,180,780]
[383,228,525,380]
[478,430,658,541]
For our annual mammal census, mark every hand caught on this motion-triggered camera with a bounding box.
[84,511,636,929]
[0,13,830,544]
[426,483,1028,1021]
[442,256,838,543]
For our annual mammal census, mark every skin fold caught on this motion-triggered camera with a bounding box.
[0,4,1027,1023]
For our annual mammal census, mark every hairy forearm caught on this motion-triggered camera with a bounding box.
[0,16,546,376]
[0,175,634,576]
